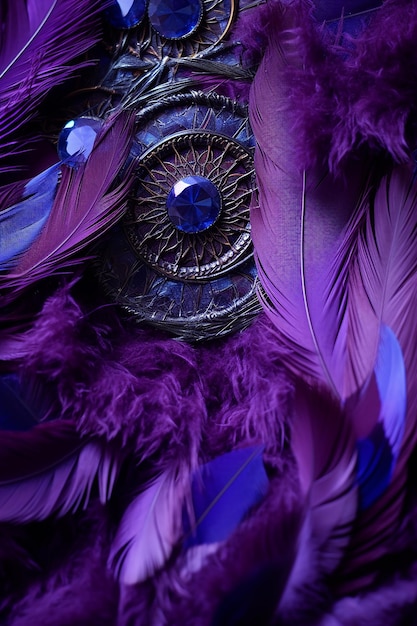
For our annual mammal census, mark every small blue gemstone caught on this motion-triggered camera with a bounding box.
[57,117,102,166]
[166,176,221,233]
[105,0,146,29]
[148,0,203,39]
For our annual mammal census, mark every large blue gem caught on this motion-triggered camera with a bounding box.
[166,176,221,233]
[148,0,203,39]
[105,0,146,29]
[57,117,102,166]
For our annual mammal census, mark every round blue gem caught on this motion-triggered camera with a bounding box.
[148,0,203,39]
[57,117,102,166]
[166,176,222,233]
[105,0,146,28]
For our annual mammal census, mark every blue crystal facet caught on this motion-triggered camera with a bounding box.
[148,0,203,39]
[105,0,146,28]
[57,117,102,166]
[166,176,222,233]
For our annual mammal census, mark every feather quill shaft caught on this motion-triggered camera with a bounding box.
[249,7,370,399]
[184,446,269,548]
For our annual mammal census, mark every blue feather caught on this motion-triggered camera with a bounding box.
[184,446,269,547]
[356,325,406,509]
[0,374,38,431]
[0,163,60,270]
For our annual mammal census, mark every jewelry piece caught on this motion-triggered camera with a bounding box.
[95,93,260,341]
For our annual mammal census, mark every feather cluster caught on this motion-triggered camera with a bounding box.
[241,0,417,172]
[0,0,107,180]
[2,0,417,624]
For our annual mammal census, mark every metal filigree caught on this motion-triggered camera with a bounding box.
[105,0,236,62]
[94,93,261,341]
[124,131,253,281]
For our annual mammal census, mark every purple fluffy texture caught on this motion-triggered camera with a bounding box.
[4,282,417,623]
[2,506,118,626]
[118,467,302,626]
[319,569,417,626]
[241,0,417,171]
[18,284,290,468]
[233,0,282,68]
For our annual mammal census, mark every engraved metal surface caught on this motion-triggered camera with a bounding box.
[94,93,260,341]
[124,131,253,281]
[105,0,236,62]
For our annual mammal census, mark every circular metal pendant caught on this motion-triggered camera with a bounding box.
[124,131,253,281]
[94,93,260,341]
[104,0,236,61]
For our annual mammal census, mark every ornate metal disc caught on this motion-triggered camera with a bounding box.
[124,131,253,281]
[95,93,260,341]
[104,0,236,60]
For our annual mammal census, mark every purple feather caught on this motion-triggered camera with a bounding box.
[109,466,186,585]
[278,382,358,621]
[249,5,371,399]
[0,420,121,523]
[333,166,417,592]
[354,325,405,510]
[1,111,135,298]
[0,164,60,270]
[184,446,269,547]
[251,12,417,587]
[0,0,106,174]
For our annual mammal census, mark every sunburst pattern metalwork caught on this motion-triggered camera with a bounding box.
[105,0,236,62]
[124,131,253,281]
[95,93,261,341]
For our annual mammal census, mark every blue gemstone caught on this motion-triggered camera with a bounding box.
[148,0,203,39]
[166,176,221,233]
[57,117,102,166]
[105,0,146,29]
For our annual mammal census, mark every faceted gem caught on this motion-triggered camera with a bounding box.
[166,176,222,233]
[104,0,146,29]
[57,117,102,166]
[148,0,203,39]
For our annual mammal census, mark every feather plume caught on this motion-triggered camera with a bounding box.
[109,466,186,585]
[0,164,60,270]
[0,420,121,523]
[249,3,371,399]
[1,110,135,297]
[0,0,106,174]
[184,446,269,547]
[243,0,417,172]
[250,5,417,589]
[355,325,406,510]
[278,382,358,621]
[331,166,417,592]
[250,4,417,406]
